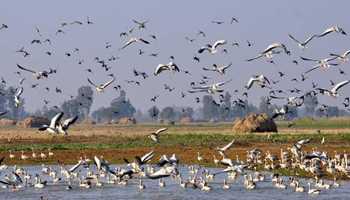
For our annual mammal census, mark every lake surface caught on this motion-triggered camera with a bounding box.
[0,165,349,200]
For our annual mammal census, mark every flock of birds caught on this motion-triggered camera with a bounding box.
[0,130,348,196]
[0,16,349,122]
[0,14,350,198]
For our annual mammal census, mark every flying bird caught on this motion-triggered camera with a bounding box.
[120,37,150,50]
[198,40,227,54]
[88,77,115,92]
[148,128,168,143]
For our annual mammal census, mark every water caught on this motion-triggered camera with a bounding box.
[0,165,349,200]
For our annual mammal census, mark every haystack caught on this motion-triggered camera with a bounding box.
[118,117,137,125]
[0,118,17,127]
[232,113,277,133]
[19,116,50,128]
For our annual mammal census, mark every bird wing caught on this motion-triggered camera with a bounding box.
[101,78,115,89]
[87,78,98,88]
[246,54,264,62]
[213,40,227,49]
[317,27,335,37]
[63,116,78,128]
[139,38,150,44]
[245,78,256,89]
[141,151,154,164]
[120,39,136,49]
[300,56,319,62]
[288,34,301,44]
[15,87,23,97]
[69,160,82,173]
[202,67,214,71]
[304,64,321,74]
[215,79,232,87]
[155,128,168,134]
[50,112,64,128]
[154,64,169,75]
[332,80,350,93]
[218,139,235,152]
[198,46,210,54]
[304,35,317,45]
[17,64,36,74]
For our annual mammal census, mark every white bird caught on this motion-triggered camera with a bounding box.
[245,75,270,89]
[120,37,150,50]
[317,25,347,38]
[16,64,55,80]
[38,112,63,134]
[148,128,168,143]
[316,80,350,97]
[288,34,316,49]
[202,62,232,75]
[14,87,23,108]
[247,43,290,61]
[88,77,115,92]
[198,40,227,54]
[189,80,231,94]
[216,139,235,155]
[301,56,338,74]
[154,62,180,76]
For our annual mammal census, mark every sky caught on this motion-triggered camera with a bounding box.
[0,0,349,113]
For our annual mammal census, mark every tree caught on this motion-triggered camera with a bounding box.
[160,107,175,121]
[303,94,318,117]
[202,95,219,121]
[148,106,159,120]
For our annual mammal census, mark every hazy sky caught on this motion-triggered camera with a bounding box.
[0,0,349,113]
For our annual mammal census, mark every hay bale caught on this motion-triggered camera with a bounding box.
[232,113,277,133]
[19,116,50,128]
[0,118,17,127]
[179,117,193,124]
[118,117,137,125]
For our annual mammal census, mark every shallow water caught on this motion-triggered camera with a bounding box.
[0,165,349,200]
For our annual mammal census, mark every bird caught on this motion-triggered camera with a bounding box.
[57,116,78,135]
[154,58,180,76]
[288,34,316,49]
[88,77,115,92]
[216,139,235,156]
[148,128,168,143]
[247,43,290,61]
[202,62,232,75]
[17,64,55,80]
[317,25,347,38]
[245,75,270,89]
[14,87,23,107]
[120,37,150,50]
[316,80,350,97]
[198,40,227,54]
[132,19,148,29]
[189,80,231,94]
[301,56,338,74]
[38,112,64,134]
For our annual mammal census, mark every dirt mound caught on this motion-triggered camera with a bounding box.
[0,118,17,127]
[179,117,193,124]
[232,113,277,133]
[19,116,50,128]
[118,117,137,125]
